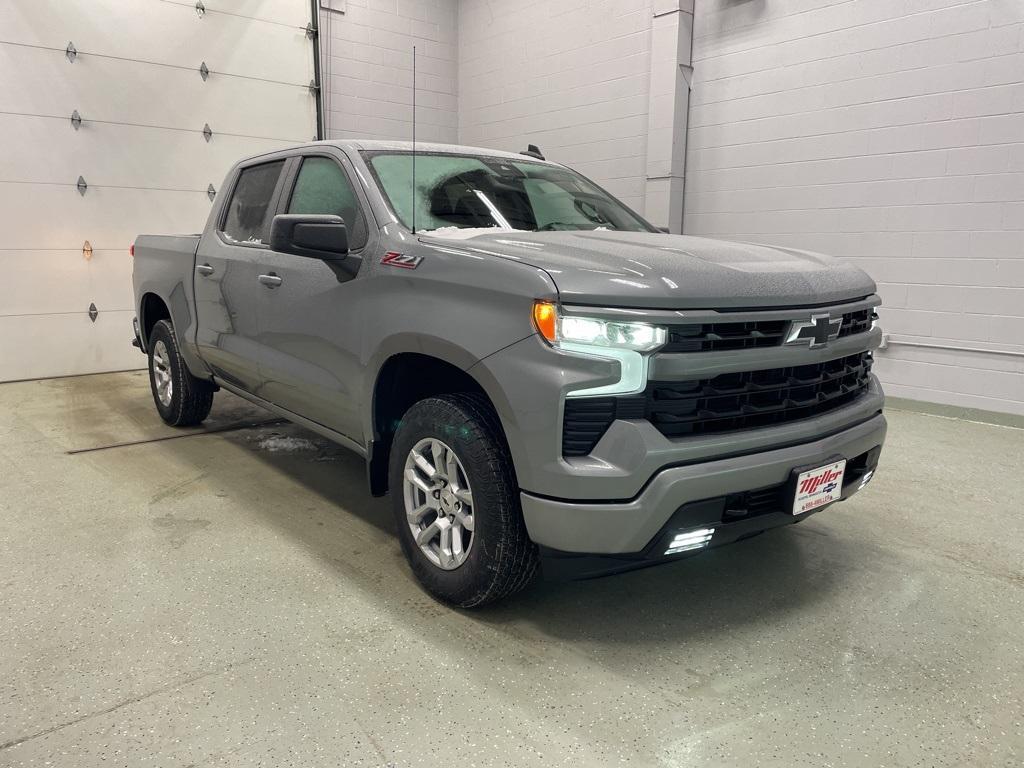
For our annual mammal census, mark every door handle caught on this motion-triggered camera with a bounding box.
[196,263,215,276]
[258,273,283,288]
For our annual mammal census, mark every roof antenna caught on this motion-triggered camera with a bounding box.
[411,45,417,235]
[520,144,545,160]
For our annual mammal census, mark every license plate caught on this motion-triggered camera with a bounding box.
[792,459,846,515]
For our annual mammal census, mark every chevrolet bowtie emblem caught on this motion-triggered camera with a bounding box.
[786,313,843,348]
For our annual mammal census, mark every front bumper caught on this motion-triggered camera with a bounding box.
[521,411,886,576]
[472,326,884,502]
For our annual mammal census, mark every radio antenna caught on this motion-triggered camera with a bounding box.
[411,45,417,235]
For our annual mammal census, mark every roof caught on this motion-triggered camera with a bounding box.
[320,139,555,164]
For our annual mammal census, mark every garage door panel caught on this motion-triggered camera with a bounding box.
[4,250,135,318]
[1,0,315,382]
[1,1,313,84]
[0,311,141,381]
[0,46,316,140]
[0,114,293,190]
[177,0,313,27]
[0,184,214,251]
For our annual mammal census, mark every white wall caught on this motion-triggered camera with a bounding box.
[320,0,459,143]
[322,0,682,222]
[0,0,317,382]
[685,0,1024,416]
[458,0,655,213]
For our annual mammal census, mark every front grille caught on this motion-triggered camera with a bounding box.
[647,352,873,438]
[662,307,875,353]
[561,351,873,455]
[838,308,874,338]
[663,319,787,353]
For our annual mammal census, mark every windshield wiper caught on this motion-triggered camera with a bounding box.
[536,222,613,231]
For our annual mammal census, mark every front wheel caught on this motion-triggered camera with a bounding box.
[147,319,214,426]
[389,394,538,608]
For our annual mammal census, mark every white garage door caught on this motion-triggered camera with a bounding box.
[0,0,318,382]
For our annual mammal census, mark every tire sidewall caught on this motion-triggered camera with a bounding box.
[389,398,512,606]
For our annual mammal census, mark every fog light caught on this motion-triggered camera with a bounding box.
[665,527,715,555]
[858,470,874,490]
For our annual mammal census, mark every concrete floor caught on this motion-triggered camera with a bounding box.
[0,371,1021,768]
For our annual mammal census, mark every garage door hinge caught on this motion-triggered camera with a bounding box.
[199,61,210,81]
[88,303,98,323]
[203,123,213,142]
[305,22,318,39]
[77,176,88,196]
[66,42,77,63]
[207,184,216,201]
[71,110,82,130]
[308,80,319,96]
[195,1,206,18]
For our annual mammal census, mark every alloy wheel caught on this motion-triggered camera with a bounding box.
[152,340,173,407]
[402,437,475,570]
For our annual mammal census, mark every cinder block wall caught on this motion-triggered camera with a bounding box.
[684,0,1024,416]
[457,0,655,213]
[320,0,459,143]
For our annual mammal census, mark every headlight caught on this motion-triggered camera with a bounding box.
[532,301,666,397]
[532,301,666,352]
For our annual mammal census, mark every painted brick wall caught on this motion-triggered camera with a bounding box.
[685,0,1024,416]
[320,0,459,143]
[457,0,655,213]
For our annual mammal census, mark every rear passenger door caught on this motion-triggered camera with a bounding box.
[253,151,374,441]
[194,159,287,394]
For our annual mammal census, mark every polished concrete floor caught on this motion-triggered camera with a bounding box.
[0,371,1021,767]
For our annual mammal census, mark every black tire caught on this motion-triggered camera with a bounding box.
[147,319,214,427]
[389,394,538,608]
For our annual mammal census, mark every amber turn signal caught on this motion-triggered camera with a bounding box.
[532,300,557,342]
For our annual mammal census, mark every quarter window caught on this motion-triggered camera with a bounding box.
[221,160,285,245]
[288,157,368,250]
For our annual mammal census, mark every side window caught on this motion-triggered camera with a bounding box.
[221,160,285,245]
[288,157,369,250]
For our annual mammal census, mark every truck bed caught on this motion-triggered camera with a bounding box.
[131,234,203,355]
[132,234,201,300]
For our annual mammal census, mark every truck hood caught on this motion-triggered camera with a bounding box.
[420,230,876,309]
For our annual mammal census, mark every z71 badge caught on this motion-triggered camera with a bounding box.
[381,252,423,270]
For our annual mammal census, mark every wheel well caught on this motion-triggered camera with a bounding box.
[140,293,171,345]
[368,353,493,496]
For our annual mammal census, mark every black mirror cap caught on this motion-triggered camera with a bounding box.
[270,214,349,260]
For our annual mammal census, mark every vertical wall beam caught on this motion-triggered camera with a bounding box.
[310,0,325,140]
[643,0,694,233]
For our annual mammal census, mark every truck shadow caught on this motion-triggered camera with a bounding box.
[145,401,859,655]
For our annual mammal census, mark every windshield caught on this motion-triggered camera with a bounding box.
[364,151,655,234]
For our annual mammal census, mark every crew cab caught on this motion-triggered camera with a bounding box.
[132,140,885,606]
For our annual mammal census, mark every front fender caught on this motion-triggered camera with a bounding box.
[361,332,488,435]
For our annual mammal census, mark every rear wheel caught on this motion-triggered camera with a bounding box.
[389,394,538,608]
[147,319,214,426]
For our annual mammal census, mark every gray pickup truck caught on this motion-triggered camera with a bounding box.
[132,140,886,607]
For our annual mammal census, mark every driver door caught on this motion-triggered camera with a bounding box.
[253,151,374,442]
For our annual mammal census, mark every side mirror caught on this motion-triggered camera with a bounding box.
[270,214,348,261]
